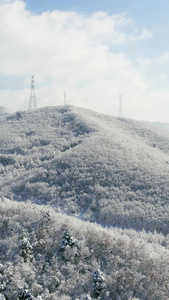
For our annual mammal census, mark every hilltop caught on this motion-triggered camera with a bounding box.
[1,105,169,233]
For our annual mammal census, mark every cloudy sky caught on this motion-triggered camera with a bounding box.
[0,0,169,122]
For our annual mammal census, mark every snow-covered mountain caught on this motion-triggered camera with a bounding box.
[1,105,169,300]
[0,106,169,233]
[1,105,169,233]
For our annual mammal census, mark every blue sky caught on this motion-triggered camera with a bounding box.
[0,0,169,121]
[25,0,169,57]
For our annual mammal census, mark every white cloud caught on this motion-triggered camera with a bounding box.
[0,1,152,79]
[136,28,153,40]
[0,1,168,122]
[136,56,152,71]
[157,52,169,63]
[0,2,138,78]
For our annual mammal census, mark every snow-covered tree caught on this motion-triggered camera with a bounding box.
[18,288,34,300]
[59,231,77,251]
[18,231,33,262]
[92,271,106,297]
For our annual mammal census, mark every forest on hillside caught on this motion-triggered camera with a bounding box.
[1,106,169,299]
[1,106,169,233]
[1,198,169,300]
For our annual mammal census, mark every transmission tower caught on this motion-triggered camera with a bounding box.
[64,92,67,105]
[28,75,37,110]
[118,94,123,118]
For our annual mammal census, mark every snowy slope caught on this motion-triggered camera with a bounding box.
[1,197,169,300]
[1,106,169,233]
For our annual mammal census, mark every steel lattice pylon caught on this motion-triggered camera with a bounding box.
[64,92,66,105]
[28,75,37,110]
[118,94,123,118]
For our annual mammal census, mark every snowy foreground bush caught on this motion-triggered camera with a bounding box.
[1,198,169,299]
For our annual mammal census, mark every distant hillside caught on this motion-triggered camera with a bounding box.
[1,106,169,233]
[0,105,11,116]
[153,121,169,132]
